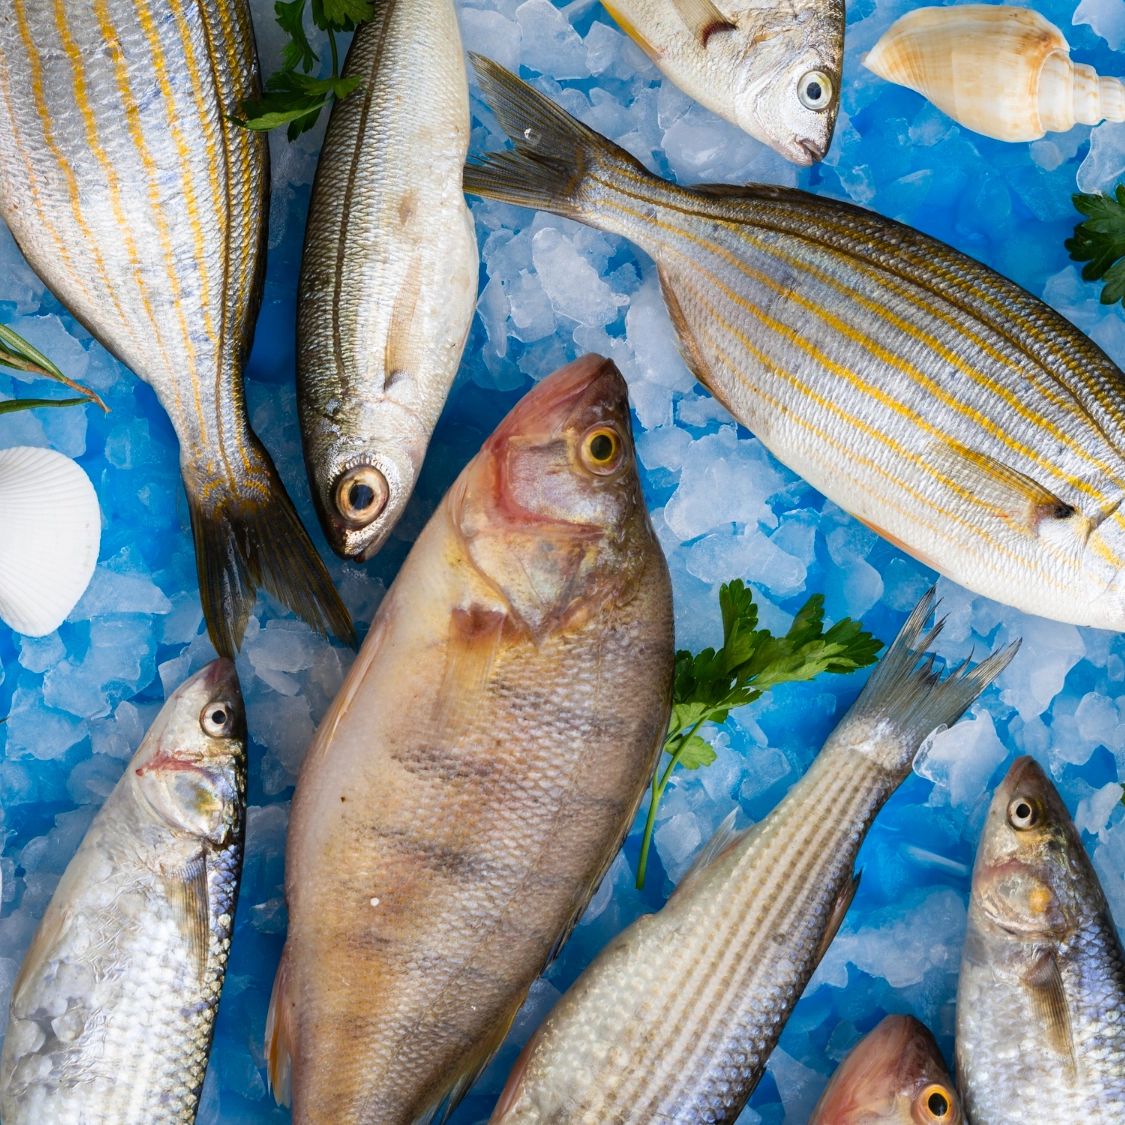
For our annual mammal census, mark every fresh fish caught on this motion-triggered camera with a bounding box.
[465,58,1125,633]
[267,354,675,1125]
[0,659,247,1124]
[600,0,842,162]
[485,592,1016,1125]
[807,1015,962,1124]
[0,0,353,656]
[298,0,477,559]
[956,756,1125,1122]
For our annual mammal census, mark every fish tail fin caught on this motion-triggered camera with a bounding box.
[463,53,651,218]
[186,440,356,658]
[839,588,1019,761]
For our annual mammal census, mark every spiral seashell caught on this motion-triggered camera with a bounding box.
[864,5,1125,143]
[0,446,100,636]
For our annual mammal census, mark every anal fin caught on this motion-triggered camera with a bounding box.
[672,809,757,901]
[1023,949,1077,1083]
[266,943,294,1107]
[166,852,210,983]
[814,870,862,965]
[657,264,725,405]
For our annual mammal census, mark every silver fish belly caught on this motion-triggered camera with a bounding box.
[488,594,1015,1125]
[298,0,478,560]
[0,660,247,1125]
[956,756,1125,1122]
[0,0,353,656]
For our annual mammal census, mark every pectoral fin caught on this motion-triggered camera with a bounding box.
[1023,950,1077,1082]
[671,0,737,45]
[434,605,507,738]
[266,943,294,1107]
[814,870,862,964]
[384,254,423,391]
[932,439,1075,532]
[166,852,210,983]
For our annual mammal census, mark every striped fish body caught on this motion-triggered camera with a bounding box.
[486,595,1015,1125]
[465,60,1125,631]
[268,356,675,1125]
[0,0,352,655]
[956,756,1125,1122]
[298,0,477,560]
[0,660,247,1125]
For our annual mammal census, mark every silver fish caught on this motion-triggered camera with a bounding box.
[0,659,247,1125]
[0,0,353,656]
[956,756,1125,1122]
[464,58,1125,633]
[601,0,843,162]
[486,592,1016,1125]
[298,0,478,559]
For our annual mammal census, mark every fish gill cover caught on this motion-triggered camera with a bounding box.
[1,0,1125,1122]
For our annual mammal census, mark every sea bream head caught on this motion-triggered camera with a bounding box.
[450,353,654,637]
[129,658,247,846]
[807,1015,962,1124]
[969,756,1092,943]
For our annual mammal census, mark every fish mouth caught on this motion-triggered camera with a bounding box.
[796,138,825,164]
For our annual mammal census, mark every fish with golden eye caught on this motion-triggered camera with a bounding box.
[864,6,1125,144]
[266,354,674,1125]
[599,0,842,163]
[0,660,247,1125]
[807,1015,961,1125]
[485,591,1016,1125]
[956,756,1125,1123]
[0,0,354,657]
[465,57,1125,632]
[298,0,478,560]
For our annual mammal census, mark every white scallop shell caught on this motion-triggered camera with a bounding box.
[0,446,101,636]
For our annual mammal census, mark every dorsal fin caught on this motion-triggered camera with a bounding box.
[11,901,69,1011]
[266,943,295,1107]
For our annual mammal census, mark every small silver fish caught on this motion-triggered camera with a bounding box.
[0,659,247,1125]
[298,0,478,559]
[956,756,1125,1122]
[601,0,843,162]
[486,593,1016,1125]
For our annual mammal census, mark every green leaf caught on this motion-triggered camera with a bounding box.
[0,397,90,415]
[1067,188,1125,307]
[276,0,317,72]
[0,323,107,411]
[313,0,373,30]
[675,733,717,771]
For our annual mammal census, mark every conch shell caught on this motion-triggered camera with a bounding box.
[864,5,1125,142]
[0,446,100,636]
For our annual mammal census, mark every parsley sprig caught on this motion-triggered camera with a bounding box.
[231,0,372,140]
[635,581,882,889]
[1066,186,1125,306]
[0,322,106,412]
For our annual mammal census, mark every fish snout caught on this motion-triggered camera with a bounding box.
[797,137,826,163]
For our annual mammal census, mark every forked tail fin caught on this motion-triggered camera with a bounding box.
[463,53,651,217]
[186,440,355,658]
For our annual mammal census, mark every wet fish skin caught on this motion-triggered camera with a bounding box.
[807,1015,961,1124]
[0,0,353,656]
[268,355,675,1125]
[487,593,1016,1125]
[0,659,247,1125]
[465,58,1125,632]
[298,0,477,560]
[956,756,1125,1122]
[601,0,843,163]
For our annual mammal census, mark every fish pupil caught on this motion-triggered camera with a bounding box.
[806,81,822,100]
[349,482,376,512]
[590,433,614,461]
[1016,802,1031,820]
[928,1091,949,1116]
[211,709,226,725]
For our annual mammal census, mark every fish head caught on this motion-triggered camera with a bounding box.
[454,353,651,635]
[808,1015,961,1124]
[130,658,247,845]
[971,756,1084,940]
[721,0,844,164]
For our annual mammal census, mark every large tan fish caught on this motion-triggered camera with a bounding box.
[298,0,477,559]
[485,592,1015,1125]
[0,0,353,656]
[0,659,247,1125]
[806,1015,962,1124]
[465,58,1125,632]
[267,354,675,1125]
[601,0,843,162]
[956,756,1125,1122]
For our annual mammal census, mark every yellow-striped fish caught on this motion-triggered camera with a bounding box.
[0,0,354,656]
[464,57,1125,632]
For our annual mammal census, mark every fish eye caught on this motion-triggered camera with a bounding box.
[201,702,234,737]
[797,70,833,111]
[1007,796,1039,830]
[919,1084,952,1119]
[335,465,389,526]
[580,427,625,475]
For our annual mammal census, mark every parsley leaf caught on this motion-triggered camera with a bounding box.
[635,580,882,889]
[1066,186,1125,306]
[0,322,106,411]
